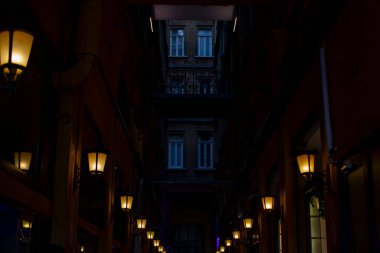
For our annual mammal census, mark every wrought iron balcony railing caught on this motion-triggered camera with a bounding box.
[153,69,233,95]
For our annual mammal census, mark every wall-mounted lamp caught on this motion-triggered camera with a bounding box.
[261,196,275,212]
[158,246,164,252]
[243,217,253,229]
[147,229,155,240]
[80,245,85,252]
[220,245,225,252]
[120,194,133,211]
[232,229,240,240]
[14,151,32,172]
[0,29,34,82]
[296,152,315,181]
[136,217,147,230]
[153,239,160,247]
[21,220,32,229]
[88,150,108,175]
[225,238,232,247]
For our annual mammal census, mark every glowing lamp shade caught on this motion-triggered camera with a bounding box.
[220,246,225,252]
[14,151,32,171]
[147,229,155,239]
[232,230,240,240]
[80,246,85,252]
[243,218,253,229]
[158,246,164,252]
[262,196,275,211]
[120,194,133,211]
[296,153,315,180]
[153,239,160,247]
[136,217,147,230]
[22,220,32,229]
[0,29,33,82]
[88,151,107,174]
[225,239,232,247]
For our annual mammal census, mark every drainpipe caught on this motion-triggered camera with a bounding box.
[320,46,342,253]
[54,0,101,88]
[50,0,101,252]
[319,47,334,153]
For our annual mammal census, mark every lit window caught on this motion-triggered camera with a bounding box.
[197,29,212,57]
[170,29,185,56]
[168,132,184,168]
[309,199,328,253]
[197,133,213,169]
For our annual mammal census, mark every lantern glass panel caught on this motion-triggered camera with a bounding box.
[136,218,147,229]
[88,152,107,174]
[153,239,160,247]
[262,196,275,211]
[220,246,225,252]
[22,220,32,229]
[297,154,315,175]
[120,195,133,211]
[14,152,32,171]
[225,239,232,246]
[243,218,253,229]
[147,230,155,239]
[0,31,10,65]
[232,230,240,239]
[12,31,33,67]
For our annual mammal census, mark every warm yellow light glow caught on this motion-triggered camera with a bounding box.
[0,31,10,66]
[147,229,155,239]
[262,196,275,211]
[232,230,240,240]
[80,246,85,252]
[14,152,32,171]
[153,239,160,247]
[220,246,225,252]
[136,218,147,229]
[158,246,164,252]
[22,220,32,229]
[243,218,253,229]
[216,250,220,253]
[120,195,133,211]
[88,151,107,174]
[225,239,232,247]
[0,30,33,82]
[296,154,315,178]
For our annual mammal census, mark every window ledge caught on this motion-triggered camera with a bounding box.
[194,56,214,58]
[168,55,188,58]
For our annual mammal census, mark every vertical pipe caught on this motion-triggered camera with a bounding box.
[319,47,334,152]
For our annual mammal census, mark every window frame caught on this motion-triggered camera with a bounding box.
[169,28,185,57]
[197,132,214,169]
[168,131,184,169]
[197,28,213,57]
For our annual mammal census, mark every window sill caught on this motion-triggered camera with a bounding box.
[194,56,214,58]
[168,55,188,58]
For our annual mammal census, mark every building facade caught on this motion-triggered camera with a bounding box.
[0,1,380,253]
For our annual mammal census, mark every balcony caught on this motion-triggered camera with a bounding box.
[152,69,235,117]
[153,69,233,96]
